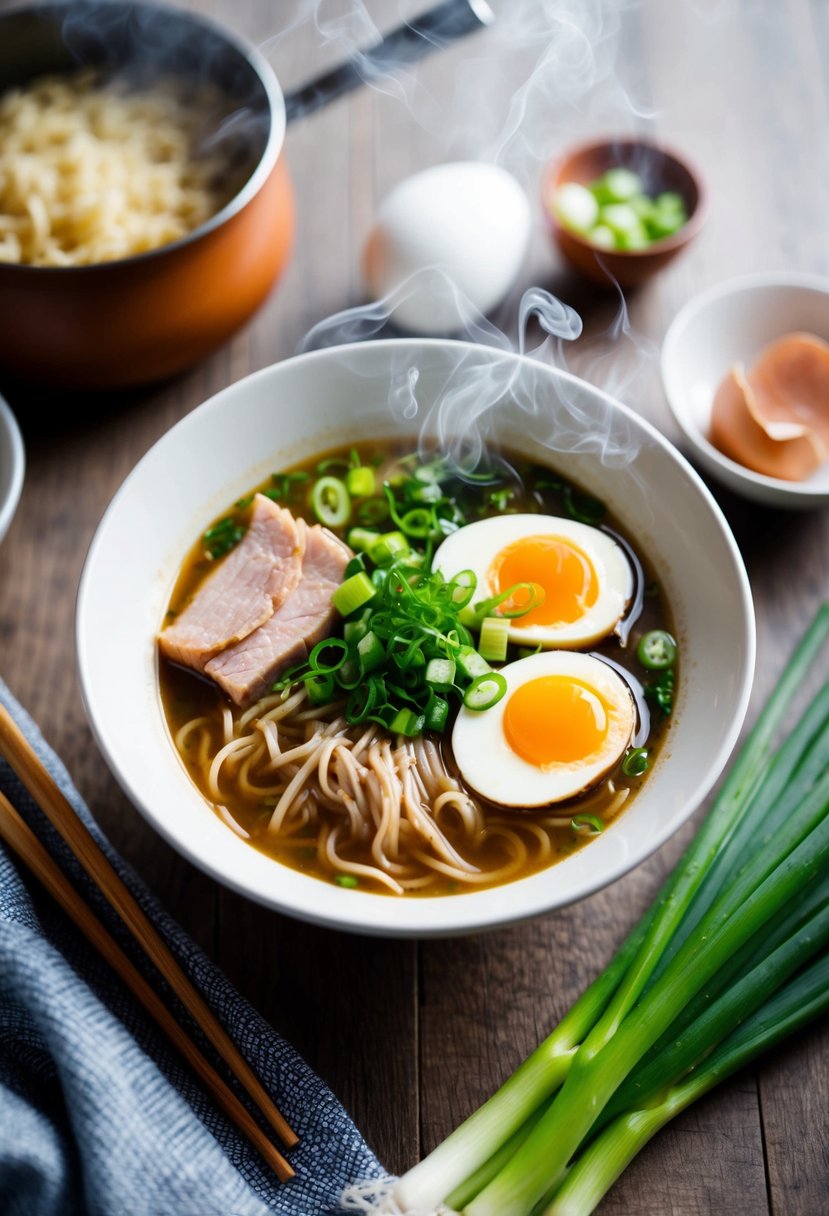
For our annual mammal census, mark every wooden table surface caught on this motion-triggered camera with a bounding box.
[2,0,829,1211]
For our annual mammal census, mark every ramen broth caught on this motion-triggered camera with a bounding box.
[159,441,676,896]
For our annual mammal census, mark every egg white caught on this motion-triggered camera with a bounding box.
[451,651,636,808]
[433,513,632,648]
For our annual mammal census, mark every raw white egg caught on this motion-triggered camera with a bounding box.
[362,161,531,335]
[433,514,632,648]
[452,651,636,808]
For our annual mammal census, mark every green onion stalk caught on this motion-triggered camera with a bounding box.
[549,953,829,1215]
[390,604,829,1215]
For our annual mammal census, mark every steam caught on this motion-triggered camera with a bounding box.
[262,0,446,125]
[298,266,514,353]
[299,275,644,477]
[517,287,582,355]
[560,277,661,412]
[265,0,652,181]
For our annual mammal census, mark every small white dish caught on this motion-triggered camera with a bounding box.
[76,339,755,938]
[661,271,829,509]
[0,393,24,545]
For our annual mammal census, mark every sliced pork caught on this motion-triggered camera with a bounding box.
[204,523,351,707]
[159,495,305,672]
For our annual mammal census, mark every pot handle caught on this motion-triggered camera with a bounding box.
[283,0,494,123]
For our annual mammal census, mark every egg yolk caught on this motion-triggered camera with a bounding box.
[490,535,598,628]
[503,675,609,767]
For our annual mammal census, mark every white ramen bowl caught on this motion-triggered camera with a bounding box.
[0,392,24,546]
[76,339,755,937]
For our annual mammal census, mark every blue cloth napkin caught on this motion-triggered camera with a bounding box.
[0,680,389,1216]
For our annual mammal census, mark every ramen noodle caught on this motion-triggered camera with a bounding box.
[0,71,227,266]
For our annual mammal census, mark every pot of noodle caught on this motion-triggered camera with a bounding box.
[0,0,489,389]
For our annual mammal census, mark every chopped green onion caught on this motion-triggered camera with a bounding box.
[316,456,351,475]
[343,618,370,646]
[357,629,384,675]
[414,462,442,483]
[571,814,604,834]
[335,874,359,888]
[463,672,508,711]
[489,488,514,512]
[343,555,366,579]
[346,465,375,497]
[331,572,376,617]
[426,658,456,690]
[591,167,644,203]
[203,516,244,559]
[346,676,383,723]
[271,470,310,498]
[425,695,450,733]
[473,581,545,621]
[390,707,425,737]
[588,224,616,250]
[517,645,543,659]
[645,667,675,716]
[411,481,443,504]
[311,475,351,527]
[371,531,411,565]
[348,527,380,553]
[552,169,688,252]
[457,646,492,681]
[552,181,600,233]
[447,570,477,609]
[357,496,390,526]
[637,630,677,670]
[479,616,511,663]
[563,487,606,525]
[308,638,348,673]
[274,496,511,736]
[335,657,362,690]
[306,672,335,706]
[622,747,650,778]
[400,507,435,538]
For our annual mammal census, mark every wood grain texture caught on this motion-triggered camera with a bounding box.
[0,0,828,1210]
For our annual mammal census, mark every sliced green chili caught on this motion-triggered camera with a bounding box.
[637,630,677,670]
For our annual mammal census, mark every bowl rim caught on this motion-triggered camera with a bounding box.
[541,134,709,260]
[75,338,756,937]
[0,0,286,276]
[660,269,829,500]
[0,392,25,545]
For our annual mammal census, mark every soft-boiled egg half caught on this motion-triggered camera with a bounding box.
[434,514,632,647]
[452,651,636,807]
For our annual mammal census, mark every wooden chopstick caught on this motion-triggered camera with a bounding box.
[0,703,298,1154]
[0,788,294,1180]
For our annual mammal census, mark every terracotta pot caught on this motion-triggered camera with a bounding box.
[0,0,491,389]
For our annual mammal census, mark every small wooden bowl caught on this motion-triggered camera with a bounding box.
[542,136,708,289]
